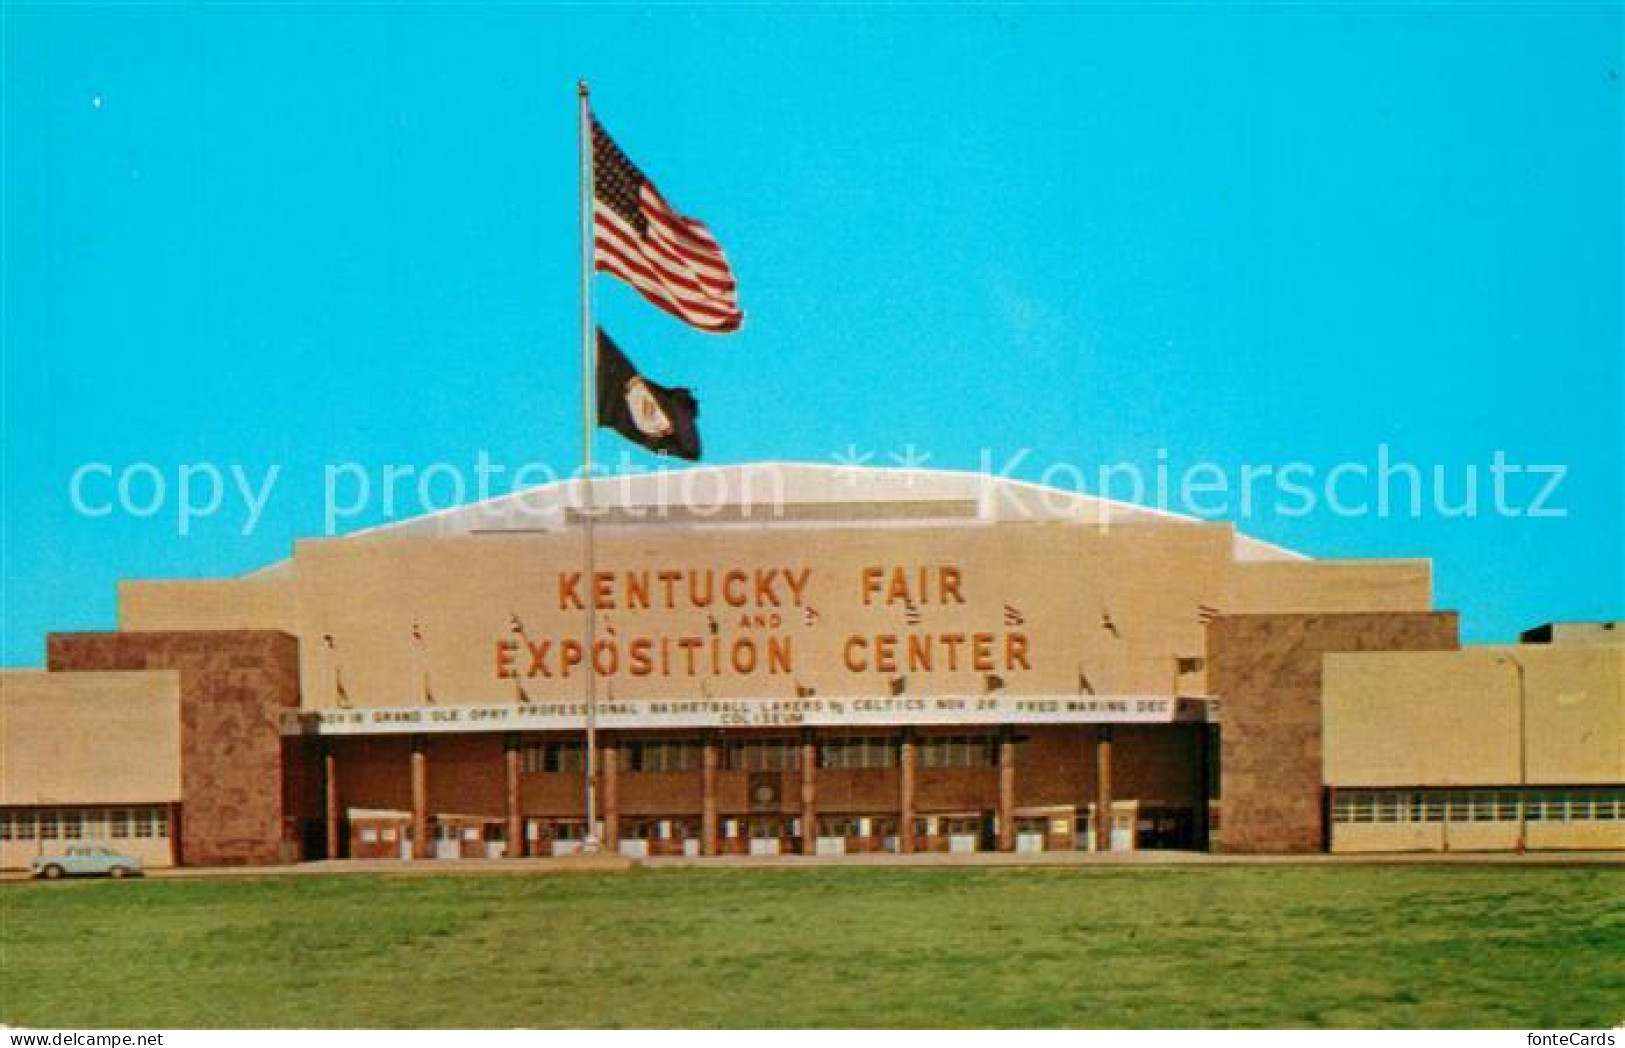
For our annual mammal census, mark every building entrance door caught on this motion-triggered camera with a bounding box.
[743,816,784,856]
[1110,811,1135,852]
[1014,817,1048,853]
[815,816,850,856]
[548,819,589,856]
[944,816,981,853]
[1136,807,1196,850]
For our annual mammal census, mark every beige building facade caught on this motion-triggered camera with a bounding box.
[0,670,182,868]
[1,465,1618,866]
[1324,640,1624,852]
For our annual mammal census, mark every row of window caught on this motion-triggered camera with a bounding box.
[520,742,586,775]
[729,739,799,772]
[519,735,1029,775]
[0,807,171,842]
[819,737,898,770]
[919,735,1006,769]
[629,739,705,773]
[1332,788,1625,824]
[601,816,998,839]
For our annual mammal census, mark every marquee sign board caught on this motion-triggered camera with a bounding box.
[289,525,1236,710]
[281,693,1214,736]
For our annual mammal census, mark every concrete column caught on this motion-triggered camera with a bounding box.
[323,745,341,860]
[601,738,620,851]
[1094,726,1114,853]
[899,729,917,854]
[702,735,720,856]
[997,728,1017,852]
[800,730,818,856]
[504,735,523,859]
[410,736,429,860]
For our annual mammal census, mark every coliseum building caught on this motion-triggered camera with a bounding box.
[3,464,1620,867]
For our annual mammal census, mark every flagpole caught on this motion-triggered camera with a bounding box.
[577,79,601,853]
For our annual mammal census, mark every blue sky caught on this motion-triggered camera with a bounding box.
[3,3,1620,665]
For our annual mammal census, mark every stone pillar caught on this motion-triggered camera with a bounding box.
[1094,726,1114,853]
[800,729,818,856]
[701,735,720,857]
[410,736,430,860]
[997,728,1017,852]
[601,738,620,852]
[323,745,341,860]
[504,734,523,859]
[1208,612,1459,854]
[899,729,917,854]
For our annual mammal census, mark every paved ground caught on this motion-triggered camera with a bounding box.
[3,848,1621,881]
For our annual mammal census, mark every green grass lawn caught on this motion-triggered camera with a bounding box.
[2,865,1622,1028]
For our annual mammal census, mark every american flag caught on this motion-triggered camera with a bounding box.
[592,118,743,333]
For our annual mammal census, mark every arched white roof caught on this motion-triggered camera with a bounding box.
[249,462,1304,577]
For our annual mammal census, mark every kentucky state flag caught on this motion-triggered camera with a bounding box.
[595,328,702,461]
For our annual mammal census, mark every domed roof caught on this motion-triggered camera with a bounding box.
[249,463,1305,575]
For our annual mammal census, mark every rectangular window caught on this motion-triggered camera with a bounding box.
[0,812,11,841]
[521,742,586,774]
[627,739,703,773]
[152,808,169,837]
[62,811,84,840]
[726,739,799,772]
[38,811,59,840]
[109,810,130,839]
[820,737,898,770]
[918,735,999,769]
[743,817,781,839]
[134,810,154,838]
[553,821,588,842]
[818,816,858,837]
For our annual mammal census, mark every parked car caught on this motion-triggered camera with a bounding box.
[31,845,143,880]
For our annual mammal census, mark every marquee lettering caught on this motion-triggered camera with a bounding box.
[495,563,1032,684]
[860,565,965,607]
[555,567,813,611]
[496,633,795,679]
